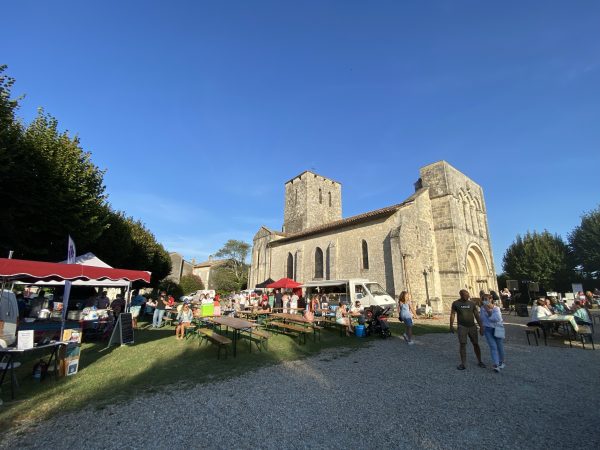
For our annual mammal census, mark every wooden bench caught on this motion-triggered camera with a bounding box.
[267,321,310,344]
[525,327,539,346]
[241,328,270,352]
[196,328,232,359]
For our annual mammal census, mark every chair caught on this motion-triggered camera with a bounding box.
[576,326,595,350]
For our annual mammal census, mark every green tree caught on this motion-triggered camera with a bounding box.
[214,239,250,289]
[0,67,107,260]
[209,263,246,293]
[502,231,573,290]
[569,205,600,278]
[91,208,171,286]
[0,66,171,287]
[157,279,184,300]
[180,274,205,294]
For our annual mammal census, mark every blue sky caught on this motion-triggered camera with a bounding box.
[2,1,599,270]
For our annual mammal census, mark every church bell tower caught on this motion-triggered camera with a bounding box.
[283,171,342,234]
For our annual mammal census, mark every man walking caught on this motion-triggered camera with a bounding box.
[450,289,485,370]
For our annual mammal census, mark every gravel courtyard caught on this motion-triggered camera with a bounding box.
[3,317,599,450]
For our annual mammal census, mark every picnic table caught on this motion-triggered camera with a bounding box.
[0,341,67,399]
[210,317,258,357]
[538,314,581,346]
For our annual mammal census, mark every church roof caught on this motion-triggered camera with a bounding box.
[269,195,417,245]
[285,170,341,185]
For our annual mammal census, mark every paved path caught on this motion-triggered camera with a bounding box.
[2,314,599,449]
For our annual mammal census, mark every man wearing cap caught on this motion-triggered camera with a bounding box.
[450,289,485,370]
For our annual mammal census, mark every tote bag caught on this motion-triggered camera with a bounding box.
[494,325,506,339]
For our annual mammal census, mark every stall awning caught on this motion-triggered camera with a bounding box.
[0,258,151,283]
[266,278,302,289]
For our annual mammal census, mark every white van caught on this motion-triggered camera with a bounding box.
[302,279,396,312]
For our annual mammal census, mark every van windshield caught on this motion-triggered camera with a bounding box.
[365,283,388,296]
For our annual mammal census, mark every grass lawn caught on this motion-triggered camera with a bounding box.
[0,317,447,432]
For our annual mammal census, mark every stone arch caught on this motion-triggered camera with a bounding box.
[465,243,490,296]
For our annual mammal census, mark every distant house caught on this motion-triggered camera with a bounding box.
[193,257,228,289]
[168,252,194,284]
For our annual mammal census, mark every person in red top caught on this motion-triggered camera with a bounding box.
[167,295,175,307]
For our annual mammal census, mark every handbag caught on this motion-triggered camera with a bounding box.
[494,325,506,339]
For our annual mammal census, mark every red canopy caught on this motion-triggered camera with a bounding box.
[0,258,151,283]
[266,277,302,289]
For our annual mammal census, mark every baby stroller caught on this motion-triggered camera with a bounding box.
[364,305,392,338]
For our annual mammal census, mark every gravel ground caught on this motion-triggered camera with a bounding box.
[2,316,599,449]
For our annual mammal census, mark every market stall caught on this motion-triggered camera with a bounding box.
[0,257,151,395]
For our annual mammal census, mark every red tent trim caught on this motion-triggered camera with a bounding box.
[0,258,151,283]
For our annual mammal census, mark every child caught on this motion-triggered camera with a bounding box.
[398,291,415,345]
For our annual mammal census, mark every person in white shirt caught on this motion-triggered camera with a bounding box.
[290,293,298,312]
[532,299,552,320]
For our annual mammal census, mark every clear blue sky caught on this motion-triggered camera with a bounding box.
[2,1,599,270]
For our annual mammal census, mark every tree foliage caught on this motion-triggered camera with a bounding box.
[214,239,250,290]
[0,66,170,285]
[502,231,573,290]
[90,208,172,286]
[0,67,106,260]
[569,205,600,278]
[209,263,246,293]
[180,274,204,294]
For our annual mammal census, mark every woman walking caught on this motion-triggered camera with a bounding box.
[480,294,505,372]
[398,291,415,345]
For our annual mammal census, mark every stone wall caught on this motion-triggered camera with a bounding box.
[420,161,498,305]
[283,171,341,234]
[250,162,498,313]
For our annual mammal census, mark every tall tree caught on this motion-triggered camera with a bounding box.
[502,231,573,290]
[569,205,600,278]
[214,239,250,289]
[91,208,172,286]
[0,66,171,286]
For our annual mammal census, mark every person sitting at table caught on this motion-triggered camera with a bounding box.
[213,297,221,316]
[335,301,353,336]
[351,300,362,314]
[175,302,194,339]
[550,298,565,314]
[167,295,175,307]
[528,299,552,327]
[259,296,270,311]
[572,301,592,325]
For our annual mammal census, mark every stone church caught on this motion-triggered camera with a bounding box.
[248,161,498,312]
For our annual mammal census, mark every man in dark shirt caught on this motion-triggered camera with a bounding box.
[450,289,485,370]
[274,289,283,311]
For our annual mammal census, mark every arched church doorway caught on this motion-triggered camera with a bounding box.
[465,244,490,297]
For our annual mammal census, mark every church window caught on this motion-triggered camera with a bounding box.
[319,188,322,204]
[328,192,332,207]
[286,253,294,279]
[362,240,369,270]
[314,247,324,279]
